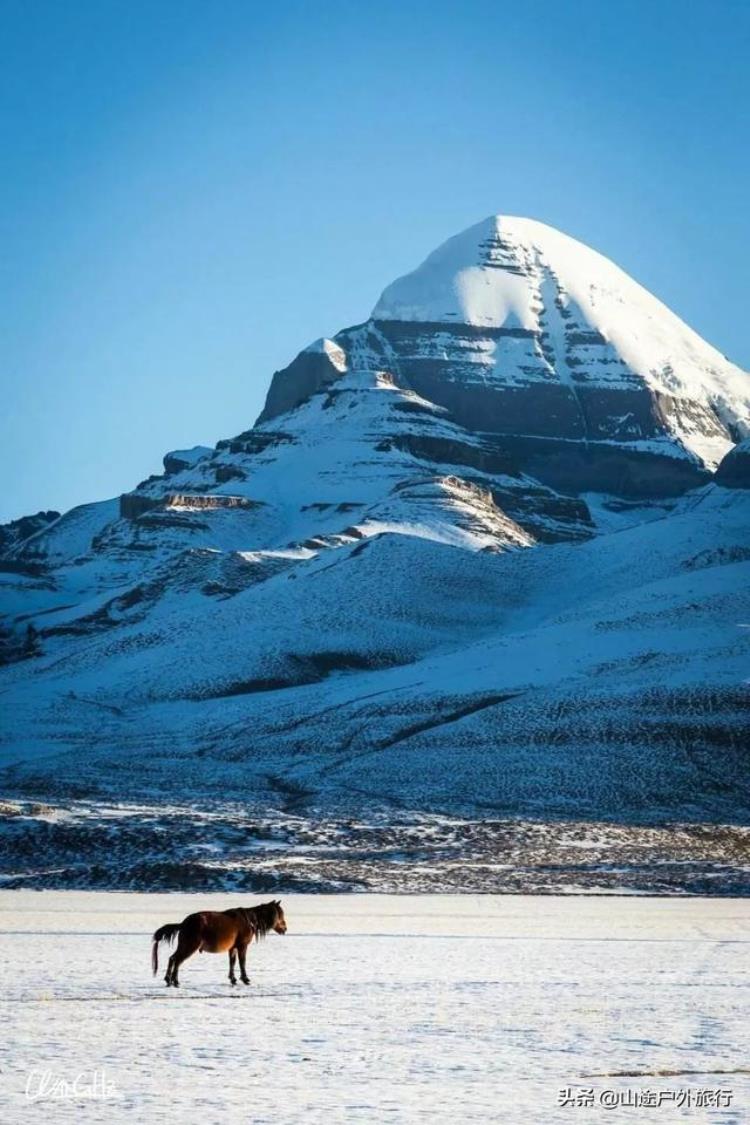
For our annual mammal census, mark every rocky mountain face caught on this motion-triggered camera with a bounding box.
[1,216,749,891]
[0,510,59,557]
[716,437,750,488]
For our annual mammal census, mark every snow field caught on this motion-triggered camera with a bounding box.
[1,893,749,1123]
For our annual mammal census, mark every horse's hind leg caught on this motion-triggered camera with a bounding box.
[170,935,201,987]
[228,948,238,986]
[237,942,250,985]
[165,952,178,987]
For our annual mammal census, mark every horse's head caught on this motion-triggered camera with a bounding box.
[272,899,287,934]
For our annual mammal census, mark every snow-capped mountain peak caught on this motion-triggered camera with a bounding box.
[368,214,750,469]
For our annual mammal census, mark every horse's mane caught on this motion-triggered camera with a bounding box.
[239,901,278,940]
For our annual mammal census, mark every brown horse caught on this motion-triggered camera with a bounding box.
[152,900,287,987]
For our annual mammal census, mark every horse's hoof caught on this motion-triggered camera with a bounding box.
[241,979,250,986]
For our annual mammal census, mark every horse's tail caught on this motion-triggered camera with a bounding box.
[151,922,181,976]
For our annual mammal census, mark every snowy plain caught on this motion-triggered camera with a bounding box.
[1,892,748,1124]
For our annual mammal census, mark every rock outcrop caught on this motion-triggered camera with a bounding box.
[715,438,750,488]
[0,510,59,556]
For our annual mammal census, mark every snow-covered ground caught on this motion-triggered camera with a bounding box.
[1,892,748,1123]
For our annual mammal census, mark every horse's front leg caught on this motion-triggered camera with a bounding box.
[237,942,250,985]
[228,948,238,986]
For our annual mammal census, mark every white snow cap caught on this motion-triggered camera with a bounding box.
[373,215,555,327]
[372,214,750,458]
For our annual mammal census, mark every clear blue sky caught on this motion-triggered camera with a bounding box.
[2,0,749,522]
